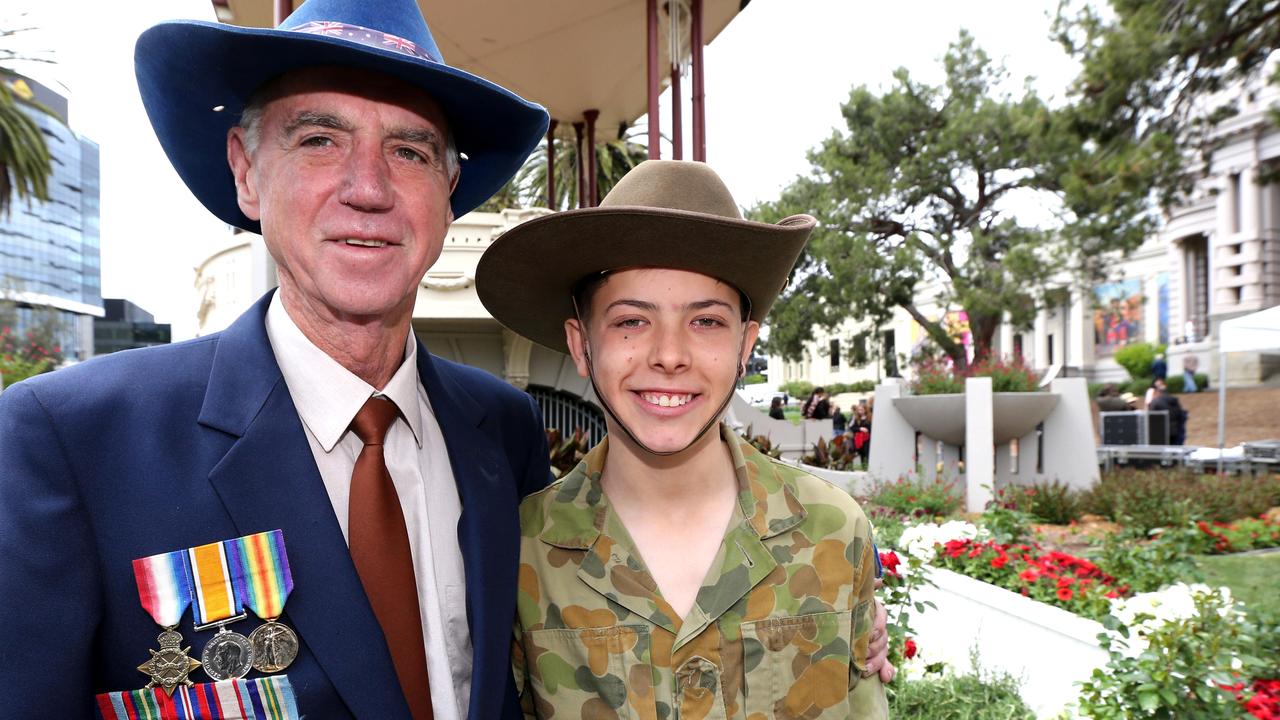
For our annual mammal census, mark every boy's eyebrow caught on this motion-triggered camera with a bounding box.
[603,298,735,313]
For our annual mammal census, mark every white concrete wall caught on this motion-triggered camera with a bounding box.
[910,567,1107,719]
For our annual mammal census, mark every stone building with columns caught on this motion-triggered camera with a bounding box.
[771,73,1280,390]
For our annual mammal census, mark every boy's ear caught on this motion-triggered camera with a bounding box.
[565,319,590,379]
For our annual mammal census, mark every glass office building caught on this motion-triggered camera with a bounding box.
[0,73,102,362]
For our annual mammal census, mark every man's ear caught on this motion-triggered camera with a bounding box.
[227,127,261,221]
[565,318,590,379]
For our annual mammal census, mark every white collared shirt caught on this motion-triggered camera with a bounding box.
[265,293,471,719]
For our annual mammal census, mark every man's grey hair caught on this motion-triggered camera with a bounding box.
[238,87,460,181]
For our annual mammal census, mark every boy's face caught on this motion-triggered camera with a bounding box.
[565,268,759,454]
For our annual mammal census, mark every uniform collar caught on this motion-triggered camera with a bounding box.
[538,425,807,550]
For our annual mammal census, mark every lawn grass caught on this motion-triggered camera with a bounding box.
[1196,551,1280,613]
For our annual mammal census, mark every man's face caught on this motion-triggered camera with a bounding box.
[228,67,457,331]
[565,268,758,454]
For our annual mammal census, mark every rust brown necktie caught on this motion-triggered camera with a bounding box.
[348,396,434,720]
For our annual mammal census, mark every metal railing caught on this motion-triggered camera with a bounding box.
[528,385,607,447]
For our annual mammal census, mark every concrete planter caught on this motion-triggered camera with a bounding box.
[790,461,876,497]
[892,392,1060,446]
[909,566,1107,719]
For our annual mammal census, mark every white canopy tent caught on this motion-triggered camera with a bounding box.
[1216,305,1280,454]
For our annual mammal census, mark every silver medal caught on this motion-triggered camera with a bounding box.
[201,628,254,681]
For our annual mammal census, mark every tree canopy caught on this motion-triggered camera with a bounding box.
[756,31,1151,369]
[1054,0,1280,206]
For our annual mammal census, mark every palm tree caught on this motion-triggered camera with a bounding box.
[0,24,54,217]
[477,122,650,213]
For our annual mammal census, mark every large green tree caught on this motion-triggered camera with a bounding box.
[1054,0,1280,207]
[757,32,1151,369]
[0,23,53,217]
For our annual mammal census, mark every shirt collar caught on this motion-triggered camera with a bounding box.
[538,425,806,549]
[265,292,423,452]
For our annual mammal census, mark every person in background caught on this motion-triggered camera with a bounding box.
[1096,383,1132,412]
[832,403,848,433]
[768,395,786,420]
[1144,377,1166,408]
[1151,352,1168,382]
[801,387,823,418]
[1149,387,1189,445]
[1182,355,1200,393]
[852,402,873,469]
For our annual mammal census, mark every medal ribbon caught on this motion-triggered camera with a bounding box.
[189,540,241,626]
[226,530,293,621]
[132,550,193,629]
[96,676,300,720]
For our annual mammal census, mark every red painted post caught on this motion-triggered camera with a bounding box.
[646,0,661,159]
[275,0,291,25]
[691,0,706,161]
[671,67,683,160]
[573,121,586,209]
[584,110,600,206]
[546,119,558,210]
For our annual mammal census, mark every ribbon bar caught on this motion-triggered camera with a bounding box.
[132,550,193,629]
[96,676,300,720]
[226,530,294,621]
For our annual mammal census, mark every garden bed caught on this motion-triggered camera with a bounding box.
[909,566,1106,718]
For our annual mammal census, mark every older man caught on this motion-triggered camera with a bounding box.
[0,1,550,718]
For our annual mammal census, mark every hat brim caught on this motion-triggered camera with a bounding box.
[135,20,549,233]
[476,207,814,354]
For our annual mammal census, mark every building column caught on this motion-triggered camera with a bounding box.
[584,110,599,206]
[646,0,661,160]
[502,330,533,390]
[545,119,558,210]
[573,121,586,209]
[671,66,683,160]
[691,0,706,161]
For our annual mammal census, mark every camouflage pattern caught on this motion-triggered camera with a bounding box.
[513,425,888,719]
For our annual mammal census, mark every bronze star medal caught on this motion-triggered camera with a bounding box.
[137,628,201,695]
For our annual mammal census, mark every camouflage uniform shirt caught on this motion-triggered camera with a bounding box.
[513,425,888,719]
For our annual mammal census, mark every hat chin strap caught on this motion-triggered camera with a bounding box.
[574,298,748,458]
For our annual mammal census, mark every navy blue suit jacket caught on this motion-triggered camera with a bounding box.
[0,293,551,719]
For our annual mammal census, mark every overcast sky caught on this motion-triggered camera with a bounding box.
[6,0,1079,341]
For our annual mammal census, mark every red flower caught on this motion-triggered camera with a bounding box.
[1019,568,1039,583]
[879,551,901,578]
[1057,587,1074,601]
[903,639,917,659]
[991,554,1008,569]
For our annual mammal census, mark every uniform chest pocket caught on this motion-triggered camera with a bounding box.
[523,625,658,720]
[740,611,852,720]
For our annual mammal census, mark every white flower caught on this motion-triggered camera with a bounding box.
[895,520,985,563]
[1105,582,1243,654]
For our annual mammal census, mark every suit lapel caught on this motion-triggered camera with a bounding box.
[416,344,515,720]
[199,294,410,719]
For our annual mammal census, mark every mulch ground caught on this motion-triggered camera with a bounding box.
[1091,386,1280,447]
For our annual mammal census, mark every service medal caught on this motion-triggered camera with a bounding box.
[131,549,198,694]
[227,530,300,673]
[249,620,299,673]
[201,627,255,681]
[136,628,201,695]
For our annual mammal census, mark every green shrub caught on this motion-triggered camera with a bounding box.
[1126,377,1153,396]
[1166,374,1184,393]
[889,667,1034,719]
[872,476,963,517]
[1088,382,1106,399]
[1085,470,1280,531]
[1091,525,1204,593]
[1027,480,1083,525]
[779,380,813,399]
[1113,342,1166,380]
[910,356,965,395]
[741,373,766,385]
[1195,371,1209,391]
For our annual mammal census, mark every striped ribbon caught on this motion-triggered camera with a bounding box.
[132,550,193,628]
[225,530,293,621]
[95,676,299,720]
[189,539,241,626]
